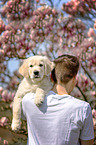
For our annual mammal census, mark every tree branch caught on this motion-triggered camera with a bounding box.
[81,64,96,87]
[76,84,88,102]
[48,0,54,7]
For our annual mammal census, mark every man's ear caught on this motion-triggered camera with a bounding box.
[19,59,29,78]
[44,56,55,76]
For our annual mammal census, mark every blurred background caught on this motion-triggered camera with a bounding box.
[0,0,96,144]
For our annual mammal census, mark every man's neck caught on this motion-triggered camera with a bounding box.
[52,84,68,95]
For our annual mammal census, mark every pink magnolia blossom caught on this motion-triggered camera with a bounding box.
[0,86,3,94]
[93,118,96,128]
[1,90,9,102]
[0,117,8,127]
[62,0,95,18]
[0,49,4,55]
[0,18,5,34]
[7,0,13,7]
[87,28,95,37]
[1,90,14,102]
[94,21,96,29]
[3,140,8,145]
[1,6,6,17]
[36,0,40,3]
[92,109,96,119]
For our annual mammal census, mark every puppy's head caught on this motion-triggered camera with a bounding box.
[19,55,55,82]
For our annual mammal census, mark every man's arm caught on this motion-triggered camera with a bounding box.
[80,104,94,143]
[80,139,94,145]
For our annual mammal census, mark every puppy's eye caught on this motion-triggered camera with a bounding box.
[39,64,43,67]
[30,65,33,67]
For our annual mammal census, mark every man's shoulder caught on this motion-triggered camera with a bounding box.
[69,95,91,114]
[70,95,90,108]
[22,92,35,103]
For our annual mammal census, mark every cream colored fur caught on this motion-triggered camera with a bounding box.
[11,55,54,131]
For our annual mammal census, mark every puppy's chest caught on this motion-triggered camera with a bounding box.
[29,84,40,93]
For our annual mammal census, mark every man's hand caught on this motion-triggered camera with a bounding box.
[80,139,94,145]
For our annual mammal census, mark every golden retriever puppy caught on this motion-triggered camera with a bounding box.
[11,55,54,131]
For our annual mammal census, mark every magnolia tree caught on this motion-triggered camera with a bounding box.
[0,0,96,144]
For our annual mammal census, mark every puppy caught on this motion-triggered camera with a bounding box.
[11,55,54,131]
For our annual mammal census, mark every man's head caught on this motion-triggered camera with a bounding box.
[51,54,79,93]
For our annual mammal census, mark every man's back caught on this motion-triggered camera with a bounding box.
[22,91,94,145]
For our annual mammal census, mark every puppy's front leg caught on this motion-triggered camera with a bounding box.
[34,88,45,106]
[11,93,22,131]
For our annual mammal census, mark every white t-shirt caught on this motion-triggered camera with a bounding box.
[22,91,94,145]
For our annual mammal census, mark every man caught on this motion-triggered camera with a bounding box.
[22,54,94,145]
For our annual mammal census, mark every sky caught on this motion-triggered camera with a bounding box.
[8,59,19,73]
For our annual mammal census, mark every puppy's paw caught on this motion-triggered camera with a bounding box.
[11,120,21,131]
[34,95,44,106]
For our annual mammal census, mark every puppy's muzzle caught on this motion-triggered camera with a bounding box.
[34,71,40,78]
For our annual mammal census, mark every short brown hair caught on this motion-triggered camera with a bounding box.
[51,54,79,84]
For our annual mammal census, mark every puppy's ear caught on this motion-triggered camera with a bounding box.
[44,56,55,76]
[19,59,29,78]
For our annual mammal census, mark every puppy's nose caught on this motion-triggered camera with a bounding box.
[34,71,39,75]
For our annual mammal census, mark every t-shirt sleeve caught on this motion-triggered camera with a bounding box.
[22,93,35,118]
[80,104,94,140]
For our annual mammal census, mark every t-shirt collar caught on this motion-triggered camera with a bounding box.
[48,91,71,100]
